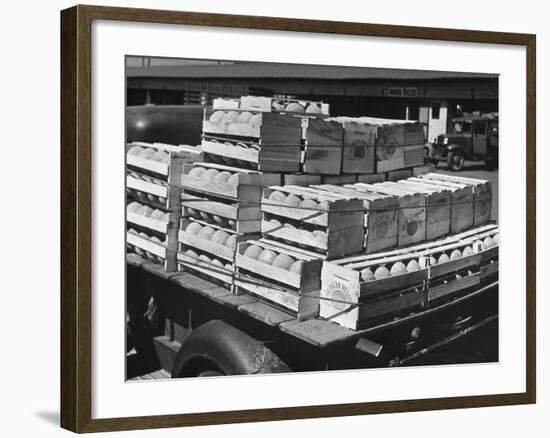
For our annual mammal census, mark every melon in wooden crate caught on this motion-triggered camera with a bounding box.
[235,239,323,320]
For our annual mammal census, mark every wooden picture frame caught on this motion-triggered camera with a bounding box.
[60,4,536,433]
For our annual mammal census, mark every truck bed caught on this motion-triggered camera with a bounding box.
[128,253,498,349]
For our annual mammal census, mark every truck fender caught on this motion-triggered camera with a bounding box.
[445,144,471,160]
[172,320,291,377]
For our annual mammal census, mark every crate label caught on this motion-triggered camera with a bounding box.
[325,278,353,311]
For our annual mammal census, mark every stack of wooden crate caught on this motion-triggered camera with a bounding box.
[177,163,281,285]
[320,224,499,329]
[126,143,193,270]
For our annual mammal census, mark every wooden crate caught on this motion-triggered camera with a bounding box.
[127,142,201,176]
[375,144,424,173]
[177,249,235,287]
[302,146,343,175]
[283,174,322,186]
[321,174,357,185]
[180,163,281,202]
[420,173,492,225]
[202,109,302,145]
[339,121,377,174]
[375,122,425,146]
[235,239,323,319]
[201,138,301,173]
[320,225,499,330]
[127,173,170,207]
[393,180,451,240]
[353,183,426,247]
[386,168,412,181]
[356,173,386,184]
[178,218,258,263]
[409,176,474,233]
[212,97,240,110]
[240,95,330,115]
[261,185,365,258]
[301,117,344,146]
[314,184,399,254]
[412,165,435,177]
[127,230,177,271]
[181,192,261,234]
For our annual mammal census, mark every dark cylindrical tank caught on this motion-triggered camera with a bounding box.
[126,105,205,146]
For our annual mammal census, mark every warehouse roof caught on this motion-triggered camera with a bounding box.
[126,63,498,81]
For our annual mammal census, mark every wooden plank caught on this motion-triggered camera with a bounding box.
[428,273,480,301]
[321,174,357,185]
[127,176,168,198]
[283,174,322,186]
[302,146,343,175]
[237,301,295,327]
[356,172,386,184]
[127,155,169,176]
[386,168,412,182]
[302,117,344,146]
[279,319,355,347]
[127,211,169,234]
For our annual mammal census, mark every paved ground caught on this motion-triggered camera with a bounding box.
[430,160,498,222]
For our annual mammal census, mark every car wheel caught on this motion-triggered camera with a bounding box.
[447,150,465,171]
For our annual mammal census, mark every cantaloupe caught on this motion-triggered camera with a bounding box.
[227,219,236,229]
[407,259,420,272]
[127,228,138,235]
[269,219,281,227]
[227,173,239,185]
[360,267,374,281]
[318,201,329,210]
[428,256,437,266]
[249,113,262,125]
[202,169,219,180]
[212,215,227,226]
[450,249,462,260]
[284,194,302,207]
[225,234,237,249]
[127,146,144,156]
[150,150,168,162]
[185,222,203,235]
[493,233,499,244]
[198,226,216,240]
[150,209,165,220]
[223,111,240,123]
[185,249,199,259]
[214,171,232,183]
[285,102,305,113]
[305,103,322,114]
[237,111,253,123]
[269,191,287,203]
[271,101,285,111]
[137,205,154,217]
[272,253,295,270]
[212,230,230,246]
[127,201,141,213]
[258,249,277,265]
[462,246,474,257]
[157,196,167,205]
[186,207,199,218]
[374,266,391,279]
[390,261,407,276]
[209,110,226,122]
[438,253,450,264]
[188,167,206,177]
[147,193,158,203]
[198,254,212,264]
[139,148,156,158]
[244,245,263,260]
[484,236,495,248]
[299,198,318,209]
[289,260,303,274]
[199,211,211,221]
[312,230,327,240]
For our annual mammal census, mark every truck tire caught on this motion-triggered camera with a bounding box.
[447,150,465,171]
[171,320,291,378]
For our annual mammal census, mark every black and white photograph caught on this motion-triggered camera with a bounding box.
[125,56,499,380]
